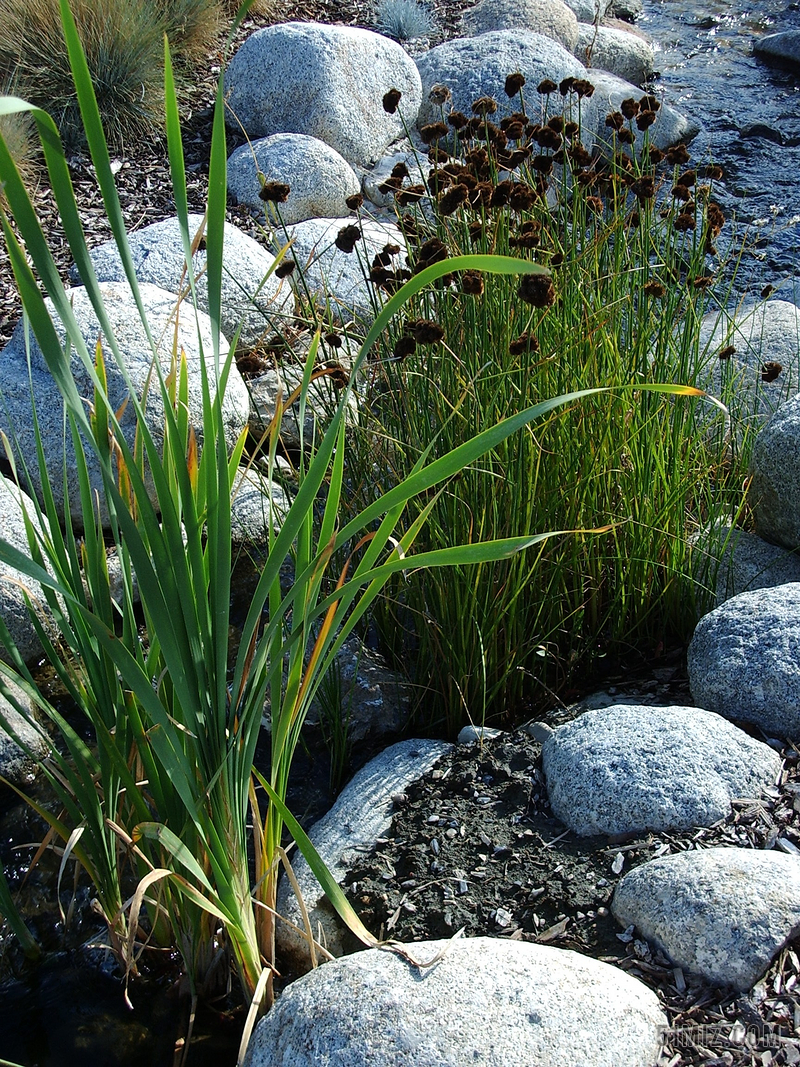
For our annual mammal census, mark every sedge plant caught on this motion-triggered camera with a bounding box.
[344,79,753,733]
[0,0,707,1028]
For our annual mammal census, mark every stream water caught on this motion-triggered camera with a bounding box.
[641,0,800,295]
[1,3,799,1064]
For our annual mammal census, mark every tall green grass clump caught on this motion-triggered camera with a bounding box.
[0,0,225,149]
[345,78,746,733]
[0,2,683,1037]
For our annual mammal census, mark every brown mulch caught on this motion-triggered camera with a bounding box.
[343,713,800,1067]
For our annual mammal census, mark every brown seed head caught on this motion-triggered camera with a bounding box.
[691,274,714,289]
[537,78,558,94]
[429,83,452,106]
[335,224,362,253]
[518,273,555,308]
[559,76,575,95]
[718,345,736,360]
[461,270,485,296]
[509,331,540,355]
[420,122,449,143]
[761,361,783,383]
[643,281,666,298]
[383,88,402,113]
[666,144,691,166]
[472,95,498,116]
[447,110,469,129]
[573,79,595,98]
[635,110,657,130]
[258,181,291,203]
[345,193,364,210]
[504,72,526,97]
[605,111,625,131]
[674,212,696,232]
[412,319,445,344]
[639,94,661,112]
[438,184,469,215]
[275,260,295,279]
[618,128,635,144]
[620,97,640,119]
[394,334,417,360]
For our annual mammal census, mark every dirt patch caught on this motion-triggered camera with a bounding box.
[343,724,800,1067]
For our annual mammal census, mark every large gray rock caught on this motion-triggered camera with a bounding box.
[304,636,411,744]
[542,704,781,837]
[461,0,580,52]
[693,523,800,608]
[71,214,294,351]
[415,30,587,128]
[245,937,666,1067]
[276,217,405,326]
[698,300,800,446]
[224,23,422,168]
[562,0,614,21]
[0,677,50,786]
[576,23,654,84]
[613,847,800,991]
[688,583,800,741]
[227,134,360,227]
[0,476,56,665]
[584,71,700,151]
[276,738,451,971]
[750,394,800,550]
[229,466,290,546]
[754,29,800,69]
[0,283,250,525]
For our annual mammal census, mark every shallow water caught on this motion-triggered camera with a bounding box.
[641,0,800,294]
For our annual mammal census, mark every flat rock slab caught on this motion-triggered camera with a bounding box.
[542,704,781,836]
[688,583,800,741]
[224,22,422,167]
[245,937,666,1067]
[276,739,451,970]
[613,847,800,990]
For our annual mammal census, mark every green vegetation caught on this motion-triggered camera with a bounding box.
[342,82,748,734]
[0,0,692,1041]
[0,0,268,149]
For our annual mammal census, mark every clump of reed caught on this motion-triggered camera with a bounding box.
[343,77,748,735]
[0,0,228,150]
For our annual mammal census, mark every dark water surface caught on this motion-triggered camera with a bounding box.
[641,0,800,293]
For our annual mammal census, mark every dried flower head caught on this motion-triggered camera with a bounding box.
[547,115,565,133]
[550,252,565,267]
[396,185,427,206]
[429,83,452,106]
[643,280,666,298]
[605,111,625,131]
[569,143,592,168]
[635,110,657,131]
[420,121,449,143]
[412,319,445,344]
[691,274,714,289]
[707,202,725,235]
[618,128,635,145]
[393,334,417,360]
[275,260,295,279]
[503,119,525,141]
[672,183,692,202]
[666,144,691,166]
[383,88,402,113]
[504,72,526,97]
[325,331,343,348]
[718,345,736,360]
[447,110,468,129]
[559,76,575,95]
[537,78,558,94]
[648,147,665,164]
[472,95,498,116]
[631,175,655,201]
[639,94,661,112]
[438,183,469,215]
[573,79,595,98]
[461,270,485,296]
[628,209,641,228]
[509,331,539,355]
[586,195,604,214]
[564,120,579,138]
[761,284,776,299]
[416,236,449,268]
[762,361,783,383]
[468,220,484,243]
[518,273,555,307]
[674,212,696,231]
[532,154,554,175]
[703,164,724,180]
[345,193,364,210]
[508,183,537,212]
[620,97,639,120]
[335,224,362,253]
[428,145,450,164]
[258,181,291,203]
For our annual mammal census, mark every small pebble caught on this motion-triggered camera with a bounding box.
[495,907,513,928]
[427,814,440,824]
[430,838,440,855]
[445,828,457,839]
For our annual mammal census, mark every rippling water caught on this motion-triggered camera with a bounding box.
[641,0,800,295]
